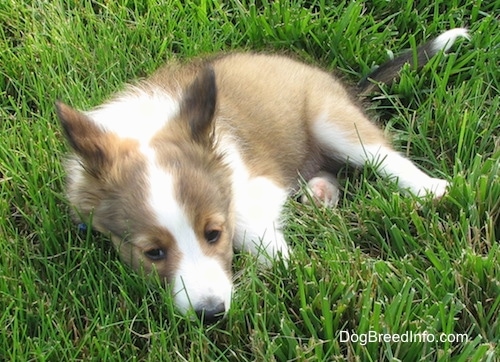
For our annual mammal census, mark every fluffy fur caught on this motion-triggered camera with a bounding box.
[57,29,468,322]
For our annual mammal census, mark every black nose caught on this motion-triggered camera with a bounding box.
[195,302,226,323]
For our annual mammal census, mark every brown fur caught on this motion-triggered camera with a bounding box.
[210,54,387,184]
[58,51,449,318]
[59,53,390,282]
[138,53,388,187]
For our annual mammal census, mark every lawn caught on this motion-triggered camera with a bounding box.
[1,0,498,360]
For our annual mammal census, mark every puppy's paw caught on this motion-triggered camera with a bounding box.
[414,177,449,199]
[301,173,340,207]
[255,238,290,268]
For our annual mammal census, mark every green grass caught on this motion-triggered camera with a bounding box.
[1,0,499,360]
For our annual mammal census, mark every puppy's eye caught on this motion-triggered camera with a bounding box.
[144,248,166,261]
[204,229,221,244]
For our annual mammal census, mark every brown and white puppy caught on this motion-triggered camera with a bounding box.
[57,28,468,321]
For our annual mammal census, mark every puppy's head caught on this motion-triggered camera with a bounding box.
[57,67,234,321]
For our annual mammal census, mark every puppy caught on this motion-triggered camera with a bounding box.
[57,28,468,322]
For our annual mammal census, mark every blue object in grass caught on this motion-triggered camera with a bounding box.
[78,223,87,232]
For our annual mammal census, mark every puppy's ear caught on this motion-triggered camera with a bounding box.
[180,66,217,145]
[56,101,113,178]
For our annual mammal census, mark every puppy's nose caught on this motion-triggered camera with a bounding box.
[195,301,226,323]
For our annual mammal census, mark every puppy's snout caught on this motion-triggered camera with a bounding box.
[195,300,226,323]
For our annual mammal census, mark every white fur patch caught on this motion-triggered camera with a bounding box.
[217,138,290,263]
[86,88,179,143]
[431,28,469,53]
[147,160,196,248]
[146,151,232,314]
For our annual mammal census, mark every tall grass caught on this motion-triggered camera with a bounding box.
[1,0,498,360]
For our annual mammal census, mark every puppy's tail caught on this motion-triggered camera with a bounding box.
[358,28,470,95]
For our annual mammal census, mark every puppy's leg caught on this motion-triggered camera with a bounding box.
[232,176,290,265]
[310,107,448,199]
[301,171,340,207]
